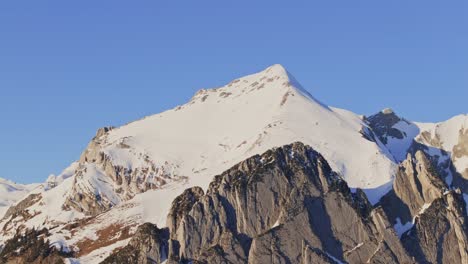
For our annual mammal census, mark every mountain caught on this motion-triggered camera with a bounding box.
[0,64,466,264]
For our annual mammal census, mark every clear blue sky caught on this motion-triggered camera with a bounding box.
[0,1,467,183]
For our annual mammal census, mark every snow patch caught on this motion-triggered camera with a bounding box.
[385,120,420,162]
[272,219,280,228]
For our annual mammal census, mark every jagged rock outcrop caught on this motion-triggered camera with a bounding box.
[101,223,169,264]
[164,142,411,264]
[402,190,468,264]
[0,228,71,264]
[396,151,447,215]
[63,126,178,216]
[364,108,423,163]
[2,193,41,221]
[165,187,205,262]
[1,193,43,236]
[378,147,468,263]
[380,150,448,224]
[166,187,204,241]
[414,116,468,193]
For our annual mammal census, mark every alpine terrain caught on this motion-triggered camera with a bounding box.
[0,64,467,264]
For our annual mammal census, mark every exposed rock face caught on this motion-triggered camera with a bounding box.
[402,190,468,264]
[166,187,204,241]
[101,223,169,264]
[380,149,449,226]
[300,244,340,264]
[1,193,43,236]
[394,151,447,217]
[2,193,41,221]
[62,164,118,216]
[0,228,71,264]
[163,142,411,264]
[0,179,38,219]
[102,142,416,263]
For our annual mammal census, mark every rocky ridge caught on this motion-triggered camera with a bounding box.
[105,143,416,264]
[100,142,468,264]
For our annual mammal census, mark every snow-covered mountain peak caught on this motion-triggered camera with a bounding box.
[263,63,288,75]
[186,64,323,108]
[103,64,327,172]
[80,64,396,207]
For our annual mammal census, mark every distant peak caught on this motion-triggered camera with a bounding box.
[368,108,400,120]
[381,108,394,115]
[0,177,20,186]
